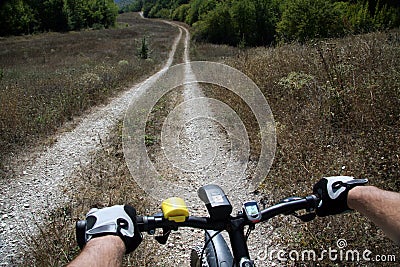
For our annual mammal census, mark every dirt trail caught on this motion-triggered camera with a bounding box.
[1,17,280,266]
[0,19,183,266]
[141,24,282,266]
[142,24,277,266]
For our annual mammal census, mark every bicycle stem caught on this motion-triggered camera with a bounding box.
[228,217,251,265]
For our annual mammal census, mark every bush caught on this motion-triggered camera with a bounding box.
[155,8,171,19]
[0,0,119,36]
[183,0,217,25]
[193,2,237,45]
[277,0,345,42]
[137,36,149,59]
[172,4,190,21]
[0,0,35,35]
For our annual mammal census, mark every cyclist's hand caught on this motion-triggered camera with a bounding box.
[313,176,368,217]
[78,205,142,254]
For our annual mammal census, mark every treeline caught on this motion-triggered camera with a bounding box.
[115,0,143,12]
[127,0,400,45]
[0,0,118,36]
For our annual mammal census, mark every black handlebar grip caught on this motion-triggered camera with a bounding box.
[305,195,320,209]
[136,216,144,223]
[76,220,87,249]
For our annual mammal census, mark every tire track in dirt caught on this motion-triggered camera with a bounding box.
[144,23,261,266]
[0,18,184,266]
[145,24,281,267]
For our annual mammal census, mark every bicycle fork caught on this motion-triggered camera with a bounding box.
[205,219,255,267]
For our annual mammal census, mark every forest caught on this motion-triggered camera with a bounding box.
[2,0,399,45]
[126,0,400,45]
[0,0,119,36]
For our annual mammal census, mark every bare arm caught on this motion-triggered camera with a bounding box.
[67,235,125,267]
[348,186,400,245]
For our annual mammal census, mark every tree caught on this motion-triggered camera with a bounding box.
[0,0,35,35]
[63,0,118,30]
[193,2,236,45]
[26,0,69,32]
[253,0,280,45]
[231,0,257,46]
[172,3,190,21]
[142,0,156,17]
[100,0,119,28]
[0,0,118,36]
[277,0,344,42]
[64,0,88,30]
[185,0,216,25]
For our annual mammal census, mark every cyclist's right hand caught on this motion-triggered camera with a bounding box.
[313,176,368,216]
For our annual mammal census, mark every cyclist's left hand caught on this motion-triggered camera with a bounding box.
[80,205,142,254]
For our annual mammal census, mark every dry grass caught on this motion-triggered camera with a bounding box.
[192,30,400,264]
[0,12,177,167]
[9,22,400,265]
[190,42,240,62]
[21,121,161,266]
[3,12,180,266]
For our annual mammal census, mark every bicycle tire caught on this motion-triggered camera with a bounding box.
[205,230,234,267]
[190,245,209,267]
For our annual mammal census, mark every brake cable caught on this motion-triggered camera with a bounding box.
[245,225,253,242]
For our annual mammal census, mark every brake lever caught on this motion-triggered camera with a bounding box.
[279,196,317,222]
[332,178,368,189]
[293,212,316,222]
[155,227,171,244]
[279,197,302,215]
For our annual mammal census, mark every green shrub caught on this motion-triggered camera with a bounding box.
[193,2,236,45]
[172,4,190,21]
[155,8,171,19]
[137,36,149,59]
[0,0,119,36]
[276,0,345,42]
[0,0,35,35]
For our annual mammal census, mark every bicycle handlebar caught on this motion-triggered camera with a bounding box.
[136,194,320,233]
[261,194,319,221]
[75,189,321,265]
[137,216,226,233]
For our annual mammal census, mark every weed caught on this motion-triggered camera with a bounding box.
[145,134,157,146]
